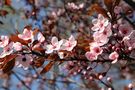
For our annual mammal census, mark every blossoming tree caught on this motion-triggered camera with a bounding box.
[0,0,135,90]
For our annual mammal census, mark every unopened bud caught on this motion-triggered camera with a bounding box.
[128,83,133,89]
[99,75,103,79]
[107,77,112,82]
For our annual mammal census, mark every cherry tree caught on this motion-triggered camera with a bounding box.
[0,0,135,90]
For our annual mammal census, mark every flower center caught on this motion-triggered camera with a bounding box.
[100,23,104,27]
[22,57,27,62]
[67,41,71,47]
[103,30,107,35]
[122,29,127,34]
[95,48,100,53]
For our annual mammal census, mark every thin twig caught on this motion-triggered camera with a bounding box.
[12,71,31,90]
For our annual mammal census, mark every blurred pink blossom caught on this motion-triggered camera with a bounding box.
[90,46,103,55]
[119,24,133,36]
[109,51,119,61]
[91,14,109,32]
[114,6,122,14]
[0,42,14,58]
[18,29,33,41]
[36,32,45,43]
[13,42,22,51]
[15,54,33,70]
[85,52,98,61]
[61,35,77,51]
[0,35,9,48]
[45,37,63,54]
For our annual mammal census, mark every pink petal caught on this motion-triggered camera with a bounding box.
[85,52,98,61]
[109,51,119,60]
[37,32,45,43]
[91,46,103,55]
[51,36,58,46]
[13,42,22,51]
[18,29,33,40]
[0,36,9,47]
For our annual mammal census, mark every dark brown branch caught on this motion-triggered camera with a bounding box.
[123,0,135,10]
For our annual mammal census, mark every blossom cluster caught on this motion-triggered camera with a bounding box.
[0,28,77,70]
[85,13,135,64]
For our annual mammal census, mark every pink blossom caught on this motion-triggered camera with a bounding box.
[93,24,112,38]
[58,52,64,59]
[61,35,77,51]
[128,30,135,39]
[0,42,14,58]
[92,34,109,46]
[78,3,84,9]
[13,42,22,51]
[15,54,33,70]
[0,35,9,48]
[90,46,103,55]
[91,14,109,32]
[37,32,45,43]
[114,6,122,14]
[123,31,135,48]
[45,36,63,54]
[102,23,112,37]
[109,51,119,61]
[119,24,133,36]
[85,52,98,61]
[130,50,135,59]
[18,29,33,41]
[123,37,135,49]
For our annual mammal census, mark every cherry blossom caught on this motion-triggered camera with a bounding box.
[85,52,98,61]
[36,32,45,43]
[0,35,9,48]
[45,37,63,54]
[0,42,14,58]
[109,51,119,61]
[93,24,112,38]
[18,29,33,41]
[58,52,64,59]
[119,24,133,36]
[91,14,109,32]
[130,50,135,59]
[114,6,122,14]
[61,35,77,51]
[13,42,22,51]
[15,54,33,70]
[123,31,135,48]
[92,35,109,46]
[90,46,103,55]
[123,37,135,49]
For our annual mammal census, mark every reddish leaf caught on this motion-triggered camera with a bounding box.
[124,86,129,90]
[3,54,17,64]
[47,54,58,60]
[34,57,45,68]
[104,0,113,11]
[10,34,29,45]
[2,59,15,73]
[0,58,5,63]
[40,61,54,74]
[114,0,121,6]
[5,0,11,6]
[32,47,45,52]
[88,4,109,18]
[0,10,8,16]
